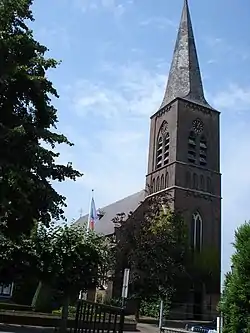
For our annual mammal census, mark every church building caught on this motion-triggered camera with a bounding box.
[76,0,221,320]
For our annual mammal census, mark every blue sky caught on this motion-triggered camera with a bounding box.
[31,0,250,273]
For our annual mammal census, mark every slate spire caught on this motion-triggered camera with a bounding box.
[160,0,211,109]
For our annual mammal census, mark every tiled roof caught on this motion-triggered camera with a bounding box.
[74,190,146,235]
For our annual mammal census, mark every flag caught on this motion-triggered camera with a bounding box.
[88,195,97,231]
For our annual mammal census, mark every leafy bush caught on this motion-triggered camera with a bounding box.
[104,297,122,307]
[140,299,170,319]
[52,306,76,317]
[140,300,159,318]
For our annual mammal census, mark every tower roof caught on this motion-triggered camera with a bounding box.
[160,0,212,109]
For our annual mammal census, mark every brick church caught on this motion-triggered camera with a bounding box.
[76,0,221,320]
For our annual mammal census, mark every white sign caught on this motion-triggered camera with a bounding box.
[0,283,13,298]
[121,268,130,299]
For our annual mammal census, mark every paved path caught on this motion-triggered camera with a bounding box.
[135,323,159,333]
[135,323,187,333]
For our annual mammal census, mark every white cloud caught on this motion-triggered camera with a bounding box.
[203,36,250,64]
[206,59,217,65]
[71,63,166,120]
[66,64,165,204]
[35,27,71,51]
[139,17,177,30]
[204,37,224,48]
[212,84,250,112]
[73,0,127,16]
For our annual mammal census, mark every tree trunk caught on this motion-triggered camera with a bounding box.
[31,281,42,308]
[60,295,70,333]
[31,281,53,312]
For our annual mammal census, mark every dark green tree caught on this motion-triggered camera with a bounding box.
[113,193,189,317]
[0,232,35,284]
[0,0,81,237]
[219,222,250,333]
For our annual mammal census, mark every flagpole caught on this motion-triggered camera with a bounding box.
[87,189,94,231]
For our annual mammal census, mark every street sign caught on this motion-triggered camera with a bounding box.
[0,283,13,298]
[121,268,130,299]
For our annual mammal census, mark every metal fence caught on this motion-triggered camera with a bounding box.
[72,299,125,333]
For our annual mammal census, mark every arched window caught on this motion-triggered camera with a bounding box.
[156,176,160,192]
[200,175,204,191]
[163,132,170,166]
[186,171,191,188]
[165,171,169,188]
[188,131,197,164]
[156,122,169,169]
[193,173,198,189]
[152,178,155,193]
[160,175,165,190]
[156,136,163,169]
[191,212,203,252]
[207,177,212,193]
[199,136,207,166]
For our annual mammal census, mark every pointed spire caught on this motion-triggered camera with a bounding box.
[160,0,212,109]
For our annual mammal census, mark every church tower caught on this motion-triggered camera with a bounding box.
[145,0,221,319]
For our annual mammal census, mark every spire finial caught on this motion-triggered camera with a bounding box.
[159,0,212,109]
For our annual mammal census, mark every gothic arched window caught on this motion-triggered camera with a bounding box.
[156,121,169,169]
[156,136,163,169]
[207,177,212,193]
[156,176,160,192]
[199,136,207,166]
[188,131,196,164]
[191,211,203,252]
[193,173,198,189]
[160,174,165,190]
[186,171,191,188]
[200,175,204,191]
[152,178,155,193]
[165,171,169,188]
[163,132,170,166]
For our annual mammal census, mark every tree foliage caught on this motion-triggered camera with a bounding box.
[0,222,112,331]
[0,223,111,294]
[189,246,221,294]
[0,232,35,284]
[219,222,250,333]
[0,0,81,237]
[32,223,112,333]
[113,193,189,303]
[31,223,112,297]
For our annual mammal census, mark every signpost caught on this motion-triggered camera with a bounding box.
[121,268,130,307]
[159,299,164,330]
